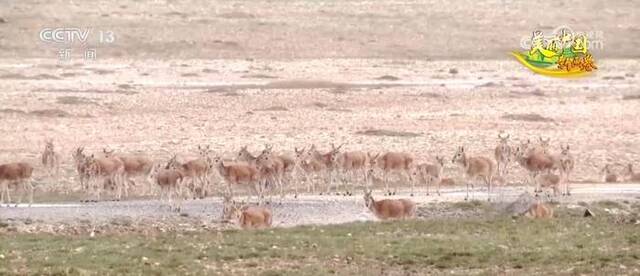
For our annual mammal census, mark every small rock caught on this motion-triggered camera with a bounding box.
[449,68,458,74]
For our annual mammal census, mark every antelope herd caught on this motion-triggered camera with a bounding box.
[0,133,638,225]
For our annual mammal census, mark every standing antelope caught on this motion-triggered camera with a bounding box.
[513,142,554,194]
[335,150,368,196]
[451,146,495,201]
[257,144,295,199]
[363,188,415,220]
[0,162,34,207]
[72,147,92,191]
[41,139,61,181]
[494,133,512,176]
[85,153,126,201]
[411,156,445,196]
[212,156,263,203]
[368,151,413,196]
[154,162,185,212]
[559,144,575,196]
[601,164,618,183]
[535,173,561,196]
[308,144,343,195]
[103,149,155,196]
[292,147,326,195]
[622,164,640,182]
[166,149,211,199]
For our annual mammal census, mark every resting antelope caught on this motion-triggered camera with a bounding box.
[412,156,445,196]
[368,151,413,196]
[225,200,273,229]
[622,164,640,182]
[494,133,512,176]
[41,139,61,181]
[524,201,554,219]
[308,144,342,195]
[451,146,495,201]
[0,162,34,207]
[363,187,415,220]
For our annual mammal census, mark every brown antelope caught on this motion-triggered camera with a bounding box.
[227,201,273,229]
[0,162,34,207]
[601,164,618,183]
[411,156,445,196]
[559,144,575,195]
[154,162,185,212]
[237,145,258,165]
[363,188,415,220]
[72,147,92,191]
[524,201,554,219]
[85,153,126,201]
[308,143,343,195]
[293,147,326,194]
[535,173,561,196]
[335,150,368,196]
[536,137,551,154]
[103,148,155,196]
[622,164,640,182]
[257,144,295,199]
[41,139,61,180]
[212,156,263,203]
[368,151,413,196]
[513,142,554,194]
[494,133,512,176]
[166,149,211,199]
[451,146,495,201]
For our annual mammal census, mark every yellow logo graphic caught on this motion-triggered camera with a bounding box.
[512,27,597,77]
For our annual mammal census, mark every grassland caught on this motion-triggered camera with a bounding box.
[2,203,640,275]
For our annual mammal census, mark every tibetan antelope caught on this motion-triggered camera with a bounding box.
[335,150,368,196]
[228,201,273,229]
[257,144,295,199]
[292,147,326,195]
[524,201,554,219]
[494,133,512,176]
[451,146,495,201]
[559,144,575,195]
[622,164,640,182]
[41,139,61,180]
[103,148,155,196]
[368,151,413,196]
[411,156,445,196]
[166,148,212,199]
[308,143,343,195]
[212,156,263,203]
[72,147,92,191]
[363,188,415,220]
[154,162,185,212]
[85,153,126,201]
[513,141,554,194]
[0,162,34,207]
[601,164,618,183]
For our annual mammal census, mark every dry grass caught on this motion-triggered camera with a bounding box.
[356,129,420,137]
[501,113,555,123]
